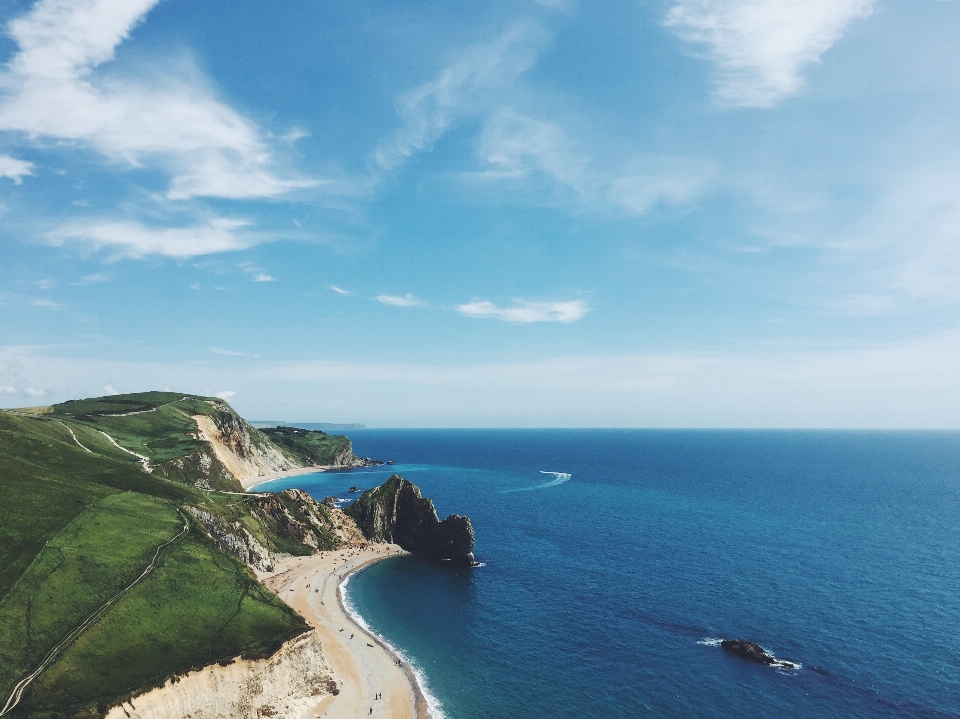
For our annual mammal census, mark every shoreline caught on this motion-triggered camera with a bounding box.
[243,465,332,491]
[259,546,432,719]
[338,565,434,719]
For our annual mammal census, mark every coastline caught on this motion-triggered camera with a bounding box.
[243,465,332,491]
[259,546,433,719]
[339,566,435,719]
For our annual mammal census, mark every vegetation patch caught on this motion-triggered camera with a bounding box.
[259,426,351,466]
[0,493,183,702]
[17,528,308,718]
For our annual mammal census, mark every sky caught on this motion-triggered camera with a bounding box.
[1,0,960,427]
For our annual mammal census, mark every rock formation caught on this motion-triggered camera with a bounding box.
[188,489,366,571]
[720,639,797,669]
[345,475,477,565]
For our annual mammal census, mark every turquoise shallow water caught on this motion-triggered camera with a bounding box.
[257,430,960,719]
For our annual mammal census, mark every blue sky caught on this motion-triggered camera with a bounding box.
[2,0,960,427]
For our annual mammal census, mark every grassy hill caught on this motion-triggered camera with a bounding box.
[0,392,367,719]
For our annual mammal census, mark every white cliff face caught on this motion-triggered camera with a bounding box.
[193,408,301,482]
[104,633,337,719]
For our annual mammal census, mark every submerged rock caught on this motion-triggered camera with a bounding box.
[345,474,477,566]
[720,639,797,668]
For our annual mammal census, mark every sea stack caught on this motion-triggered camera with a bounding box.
[345,474,477,566]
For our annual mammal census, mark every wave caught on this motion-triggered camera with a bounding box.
[341,572,447,719]
[502,471,572,493]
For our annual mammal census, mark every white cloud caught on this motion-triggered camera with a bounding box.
[216,390,236,400]
[457,299,588,323]
[253,273,275,283]
[210,348,255,357]
[376,293,424,308]
[0,0,315,199]
[665,0,874,107]
[329,285,353,295]
[30,298,63,309]
[102,384,118,395]
[475,110,715,214]
[0,385,15,394]
[0,154,34,183]
[374,22,549,171]
[48,217,255,258]
[24,387,45,397]
[75,273,109,285]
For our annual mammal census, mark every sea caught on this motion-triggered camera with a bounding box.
[253,430,960,719]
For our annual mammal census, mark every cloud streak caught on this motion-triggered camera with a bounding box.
[457,299,588,323]
[48,217,256,258]
[665,0,874,107]
[374,22,549,171]
[474,110,716,214]
[376,293,424,308]
[0,154,34,183]
[0,0,316,199]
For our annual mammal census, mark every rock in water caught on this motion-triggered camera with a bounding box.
[720,639,796,668]
[345,474,477,565]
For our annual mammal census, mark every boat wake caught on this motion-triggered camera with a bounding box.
[502,471,572,493]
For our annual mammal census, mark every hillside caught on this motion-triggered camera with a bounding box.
[0,392,376,719]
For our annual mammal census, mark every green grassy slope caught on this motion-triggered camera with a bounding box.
[259,426,352,466]
[0,395,314,719]
[18,529,307,719]
[0,493,184,700]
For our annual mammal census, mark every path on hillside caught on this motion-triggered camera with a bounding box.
[102,397,189,417]
[0,511,190,718]
[97,430,152,472]
[58,421,92,453]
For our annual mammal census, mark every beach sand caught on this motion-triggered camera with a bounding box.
[242,465,332,491]
[258,546,431,719]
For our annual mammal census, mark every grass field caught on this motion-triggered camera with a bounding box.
[18,528,308,718]
[0,493,184,701]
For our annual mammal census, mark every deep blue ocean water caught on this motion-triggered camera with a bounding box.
[254,430,960,719]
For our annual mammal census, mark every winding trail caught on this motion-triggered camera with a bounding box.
[101,397,188,417]
[58,421,92,453]
[98,430,152,472]
[0,511,190,718]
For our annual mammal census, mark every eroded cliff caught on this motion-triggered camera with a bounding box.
[345,474,477,565]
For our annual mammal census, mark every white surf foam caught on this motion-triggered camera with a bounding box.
[341,572,447,719]
[502,471,572,493]
[697,637,724,647]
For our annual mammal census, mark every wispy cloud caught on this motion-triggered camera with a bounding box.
[457,299,588,323]
[30,298,63,309]
[665,0,874,107]
[376,293,424,308]
[0,154,34,184]
[474,110,716,214]
[215,390,235,400]
[253,273,275,283]
[102,385,118,395]
[329,285,353,295]
[210,348,256,357]
[75,273,110,285]
[0,0,316,199]
[374,22,549,171]
[48,217,255,258]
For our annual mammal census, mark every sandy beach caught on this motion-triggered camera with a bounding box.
[243,465,332,491]
[258,546,431,719]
